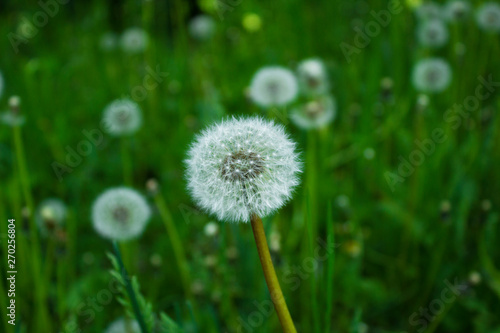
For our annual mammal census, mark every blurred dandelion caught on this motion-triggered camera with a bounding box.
[102,98,142,136]
[35,198,67,236]
[105,317,141,333]
[415,2,442,20]
[189,15,216,41]
[249,67,298,107]
[296,58,330,96]
[1,96,25,127]
[204,221,219,236]
[476,2,500,32]
[412,58,452,93]
[92,187,151,241]
[417,20,449,47]
[186,117,301,222]
[120,27,149,54]
[444,1,470,22]
[290,95,336,130]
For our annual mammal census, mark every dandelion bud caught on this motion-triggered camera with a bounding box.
[92,187,151,241]
[185,117,302,222]
[249,67,298,107]
[146,178,160,196]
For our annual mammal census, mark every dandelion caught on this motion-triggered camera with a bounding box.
[102,98,142,136]
[415,2,442,20]
[412,58,452,93]
[105,317,141,333]
[189,15,216,40]
[186,117,301,222]
[290,95,336,130]
[100,31,118,51]
[476,3,500,33]
[1,96,25,127]
[120,27,148,54]
[444,1,470,22]
[417,20,449,47]
[92,187,151,241]
[186,117,300,332]
[249,67,298,107]
[35,198,67,236]
[296,58,329,95]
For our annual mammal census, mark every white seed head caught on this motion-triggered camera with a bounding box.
[296,58,329,95]
[185,117,302,223]
[476,2,500,32]
[120,27,149,54]
[249,67,298,107]
[415,2,443,20]
[35,198,67,236]
[412,58,452,93]
[417,20,449,47]
[189,15,216,40]
[444,1,470,21]
[102,98,142,136]
[92,187,151,241]
[291,95,336,130]
[1,112,25,127]
[100,31,118,51]
[105,317,141,333]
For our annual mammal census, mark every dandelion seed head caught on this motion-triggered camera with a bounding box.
[297,58,329,95]
[92,187,151,241]
[189,15,216,40]
[185,117,302,223]
[105,317,141,333]
[35,199,67,236]
[412,58,452,93]
[476,3,500,32]
[444,1,470,21]
[249,67,298,107]
[120,27,148,54]
[417,20,449,47]
[291,95,336,130]
[415,2,442,20]
[102,98,142,136]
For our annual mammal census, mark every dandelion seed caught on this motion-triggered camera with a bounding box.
[1,96,25,127]
[417,20,449,47]
[412,58,452,93]
[415,2,442,20]
[290,95,336,130]
[105,317,141,333]
[249,67,298,107]
[296,58,329,95]
[35,198,67,236]
[102,98,142,136]
[120,27,148,54]
[476,2,500,32]
[185,117,301,223]
[189,15,216,40]
[444,1,470,22]
[92,187,151,241]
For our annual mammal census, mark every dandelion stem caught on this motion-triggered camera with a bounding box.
[250,214,296,333]
[121,137,132,185]
[112,241,149,333]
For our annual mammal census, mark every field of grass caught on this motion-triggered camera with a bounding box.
[1,0,500,332]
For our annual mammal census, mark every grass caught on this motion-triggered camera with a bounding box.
[0,0,500,332]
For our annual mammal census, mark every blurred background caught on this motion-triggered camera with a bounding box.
[0,0,500,332]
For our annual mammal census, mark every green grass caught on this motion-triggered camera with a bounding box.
[1,0,500,332]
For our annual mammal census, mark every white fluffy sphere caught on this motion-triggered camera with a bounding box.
[249,67,298,107]
[92,187,151,241]
[291,95,336,130]
[417,20,449,47]
[297,58,330,96]
[189,15,216,40]
[444,1,470,22]
[102,98,142,136]
[186,117,302,223]
[120,27,149,54]
[412,58,452,93]
[476,3,500,32]
[105,317,141,333]
[35,198,67,236]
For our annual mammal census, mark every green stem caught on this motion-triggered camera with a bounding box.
[121,137,132,185]
[324,202,335,333]
[251,214,297,333]
[306,195,320,333]
[112,241,149,333]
